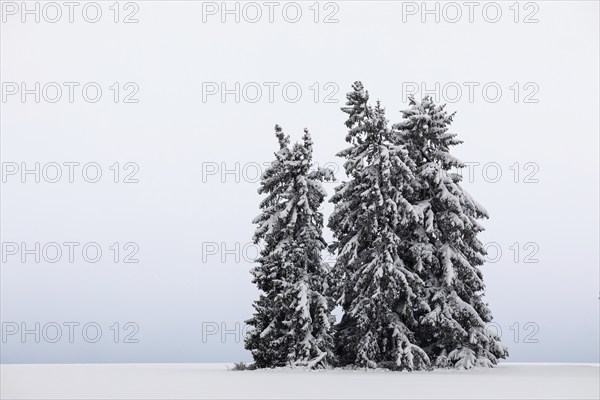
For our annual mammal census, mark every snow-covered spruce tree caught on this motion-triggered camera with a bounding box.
[328,82,430,370]
[392,96,508,369]
[245,125,335,369]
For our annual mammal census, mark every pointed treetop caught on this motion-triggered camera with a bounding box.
[274,124,290,150]
[352,81,364,92]
[302,128,313,151]
[342,81,370,121]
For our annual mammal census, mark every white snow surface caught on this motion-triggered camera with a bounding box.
[1,363,598,399]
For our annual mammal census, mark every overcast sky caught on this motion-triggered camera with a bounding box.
[1,0,598,363]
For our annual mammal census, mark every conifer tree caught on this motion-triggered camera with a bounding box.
[392,96,508,368]
[328,82,430,370]
[245,125,335,369]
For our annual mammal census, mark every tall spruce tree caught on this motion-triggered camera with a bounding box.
[328,82,430,370]
[392,96,508,368]
[245,125,335,369]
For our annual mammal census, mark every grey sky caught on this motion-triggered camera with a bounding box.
[1,1,598,363]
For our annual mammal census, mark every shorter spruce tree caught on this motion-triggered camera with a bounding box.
[245,125,335,369]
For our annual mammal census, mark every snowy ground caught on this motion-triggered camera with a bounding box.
[1,363,598,399]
